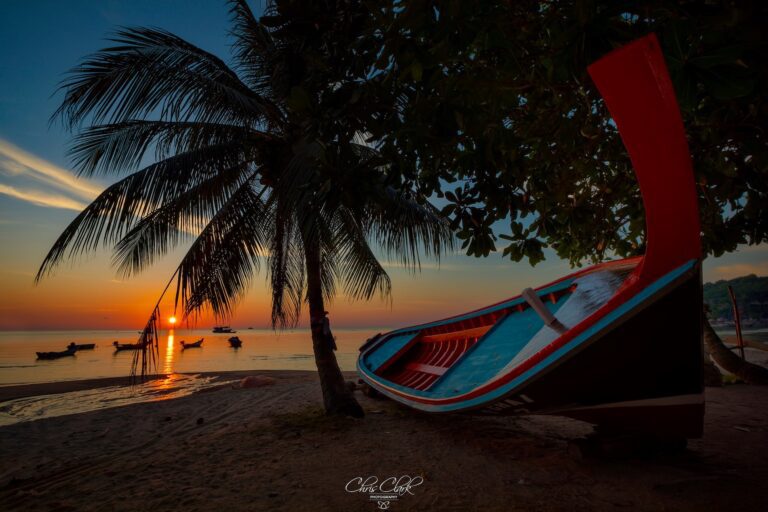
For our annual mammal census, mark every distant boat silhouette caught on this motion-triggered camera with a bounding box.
[181,338,204,349]
[67,342,95,351]
[113,341,148,351]
[213,326,236,333]
[37,348,76,360]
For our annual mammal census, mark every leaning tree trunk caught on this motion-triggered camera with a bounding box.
[703,315,768,385]
[304,240,364,417]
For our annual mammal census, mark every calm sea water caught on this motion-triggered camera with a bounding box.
[1,327,766,387]
[1,327,766,426]
[0,328,383,386]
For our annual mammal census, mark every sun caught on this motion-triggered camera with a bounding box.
[168,316,177,325]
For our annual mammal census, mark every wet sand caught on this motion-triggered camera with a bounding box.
[0,371,766,511]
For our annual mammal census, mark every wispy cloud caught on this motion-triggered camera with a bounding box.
[0,138,101,210]
[0,183,87,211]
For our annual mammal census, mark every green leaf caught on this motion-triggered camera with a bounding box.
[698,68,756,100]
[411,61,423,81]
[690,45,745,69]
[287,86,311,112]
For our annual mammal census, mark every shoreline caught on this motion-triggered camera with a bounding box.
[0,369,339,402]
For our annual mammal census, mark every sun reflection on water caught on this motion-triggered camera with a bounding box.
[163,330,175,376]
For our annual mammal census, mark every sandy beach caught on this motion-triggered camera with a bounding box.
[0,371,766,511]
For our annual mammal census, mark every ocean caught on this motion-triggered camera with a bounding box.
[2,327,766,387]
[0,327,766,426]
[0,328,383,386]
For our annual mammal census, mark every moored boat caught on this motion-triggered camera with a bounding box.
[113,341,148,351]
[181,338,204,349]
[37,348,76,360]
[357,34,705,440]
[213,326,236,334]
[228,336,243,348]
[67,342,96,351]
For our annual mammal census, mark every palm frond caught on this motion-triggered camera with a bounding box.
[228,0,277,93]
[366,186,455,271]
[176,180,270,318]
[35,143,251,281]
[267,195,306,328]
[319,239,339,304]
[334,207,392,301]
[69,120,268,176]
[112,163,256,277]
[131,304,161,382]
[53,27,282,130]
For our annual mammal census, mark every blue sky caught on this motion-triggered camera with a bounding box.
[0,0,765,330]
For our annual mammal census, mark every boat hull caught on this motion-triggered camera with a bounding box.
[114,343,147,351]
[358,262,703,438]
[37,350,76,360]
[476,265,703,437]
[181,339,204,349]
[69,343,96,351]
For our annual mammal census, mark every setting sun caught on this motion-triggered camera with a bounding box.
[168,316,177,325]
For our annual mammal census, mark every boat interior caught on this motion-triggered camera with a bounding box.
[361,260,638,397]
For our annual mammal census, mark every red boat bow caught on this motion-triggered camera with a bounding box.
[587,34,701,287]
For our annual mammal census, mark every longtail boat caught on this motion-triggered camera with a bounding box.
[357,34,704,439]
[37,348,76,360]
[228,336,243,348]
[113,341,148,352]
[67,342,96,351]
[181,338,204,349]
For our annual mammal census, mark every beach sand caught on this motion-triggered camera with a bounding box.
[1,371,766,511]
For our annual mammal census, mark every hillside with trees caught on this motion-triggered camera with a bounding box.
[704,274,768,326]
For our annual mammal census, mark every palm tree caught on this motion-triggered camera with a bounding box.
[36,0,453,416]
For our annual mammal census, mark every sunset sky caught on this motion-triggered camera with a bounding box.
[1,0,766,331]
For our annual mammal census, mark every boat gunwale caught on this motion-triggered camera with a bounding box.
[362,257,638,372]
[362,256,642,360]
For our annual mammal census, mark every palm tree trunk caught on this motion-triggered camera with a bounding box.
[304,240,364,417]
[703,315,768,385]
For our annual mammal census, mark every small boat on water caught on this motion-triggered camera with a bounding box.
[67,342,96,351]
[113,341,148,351]
[213,326,236,333]
[181,338,204,349]
[228,336,243,348]
[37,348,76,360]
[357,35,705,441]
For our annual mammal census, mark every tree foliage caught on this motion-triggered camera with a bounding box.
[38,0,453,333]
[366,0,767,265]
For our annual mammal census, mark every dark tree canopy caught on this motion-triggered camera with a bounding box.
[364,0,767,266]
